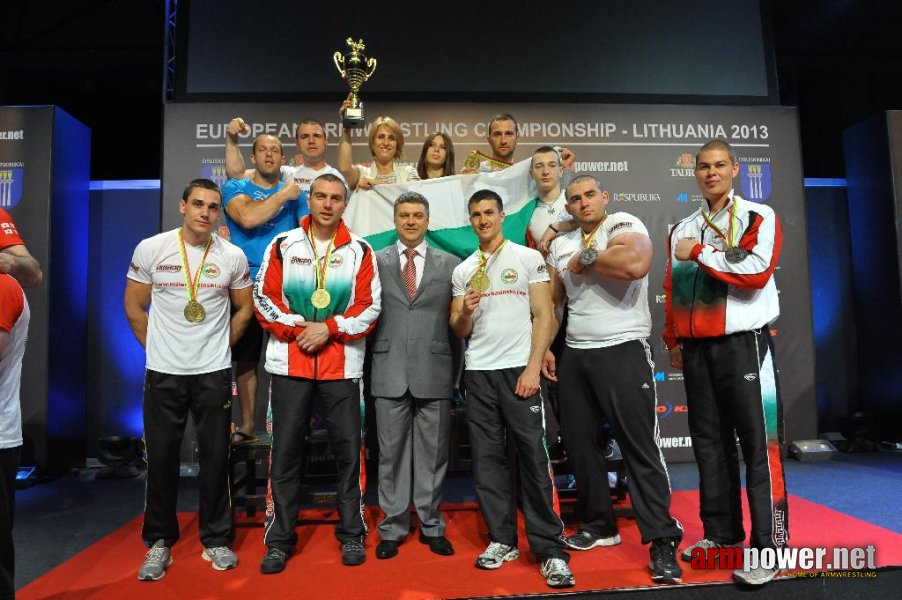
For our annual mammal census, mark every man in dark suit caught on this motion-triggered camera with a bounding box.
[371,191,460,559]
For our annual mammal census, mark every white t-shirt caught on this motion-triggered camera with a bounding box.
[452,241,550,370]
[281,163,342,191]
[0,275,29,450]
[528,191,573,243]
[547,212,651,348]
[127,229,252,375]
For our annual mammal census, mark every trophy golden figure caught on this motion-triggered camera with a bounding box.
[333,38,377,129]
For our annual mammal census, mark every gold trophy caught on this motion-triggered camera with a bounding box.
[333,38,377,129]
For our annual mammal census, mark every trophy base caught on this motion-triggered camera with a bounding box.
[343,107,365,129]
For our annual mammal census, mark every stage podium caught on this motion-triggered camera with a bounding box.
[0,106,90,474]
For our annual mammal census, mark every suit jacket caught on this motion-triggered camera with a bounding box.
[370,243,460,398]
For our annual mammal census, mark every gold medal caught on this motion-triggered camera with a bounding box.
[311,288,331,309]
[468,270,490,293]
[184,300,206,323]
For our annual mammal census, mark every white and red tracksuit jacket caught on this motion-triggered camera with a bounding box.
[663,191,783,349]
[254,216,381,380]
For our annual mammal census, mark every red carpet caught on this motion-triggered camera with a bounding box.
[19,491,902,599]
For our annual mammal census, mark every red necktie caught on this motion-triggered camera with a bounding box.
[403,247,418,299]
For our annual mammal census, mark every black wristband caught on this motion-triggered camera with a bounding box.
[548,225,558,233]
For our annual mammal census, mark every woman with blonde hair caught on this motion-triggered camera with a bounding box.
[337,103,419,190]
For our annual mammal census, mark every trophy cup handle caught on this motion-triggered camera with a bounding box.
[365,57,377,79]
[333,52,346,78]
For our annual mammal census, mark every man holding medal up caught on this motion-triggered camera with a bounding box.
[125,179,254,580]
[543,175,683,584]
[254,173,381,573]
[450,189,574,589]
[664,140,787,587]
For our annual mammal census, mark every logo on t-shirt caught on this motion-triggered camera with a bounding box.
[501,268,519,285]
[202,264,220,279]
[329,255,344,269]
[156,264,181,273]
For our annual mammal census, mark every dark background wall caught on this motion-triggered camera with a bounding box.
[2,1,901,180]
[2,1,901,451]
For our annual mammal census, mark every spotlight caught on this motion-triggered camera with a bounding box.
[96,436,143,479]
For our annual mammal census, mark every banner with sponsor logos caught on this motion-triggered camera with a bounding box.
[0,105,90,473]
[163,102,815,461]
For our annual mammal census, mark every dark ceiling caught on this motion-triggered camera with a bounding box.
[1,0,900,180]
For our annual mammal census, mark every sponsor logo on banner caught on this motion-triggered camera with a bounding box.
[740,163,772,201]
[202,161,228,188]
[657,436,692,448]
[669,154,695,177]
[611,192,662,202]
[675,192,704,203]
[656,401,688,419]
[573,161,629,173]
[0,167,24,208]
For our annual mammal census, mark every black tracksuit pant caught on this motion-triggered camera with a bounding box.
[558,340,683,545]
[681,327,788,550]
[264,375,365,551]
[464,367,569,562]
[142,369,233,548]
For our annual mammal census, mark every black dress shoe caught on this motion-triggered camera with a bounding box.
[376,539,400,559]
[419,532,455,556]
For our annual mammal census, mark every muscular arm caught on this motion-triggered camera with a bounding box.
[225,182,299,229]
[516,280,553,397]
[228,285,254,347]
[0,245,42,288]
[450,291,479,339]
[224,117,254,180]
[572,232,653,280]
[337,130,361,189]
[124,279,152,348]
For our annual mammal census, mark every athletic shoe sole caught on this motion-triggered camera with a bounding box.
[202,550,237,571]
[648,562,682,584]
[475,549,519,570]
[137,556,173,581]
[565,533,622,550]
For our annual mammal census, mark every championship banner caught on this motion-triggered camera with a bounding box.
[163,102,815,462]
[345,159,536,256]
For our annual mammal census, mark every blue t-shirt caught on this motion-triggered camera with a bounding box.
[221,178,306,278]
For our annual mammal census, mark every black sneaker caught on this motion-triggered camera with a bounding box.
[260,547,288,574]
[648,539,682,584]
[342,539,366,566]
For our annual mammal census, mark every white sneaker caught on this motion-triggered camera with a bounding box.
[475,542,519,570]
[680,538,742,561]
[733,565,782,586]
[202,546,238,571]
[540,557,575,588]
[137,540,172,581]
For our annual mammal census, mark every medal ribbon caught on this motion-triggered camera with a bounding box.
[477,238,508,275]
[580,212,608,250]
[311,230,337,293]
[702,198,740,248]
[177,228,212,304]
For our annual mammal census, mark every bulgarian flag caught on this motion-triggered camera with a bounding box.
[343,158,538,258]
